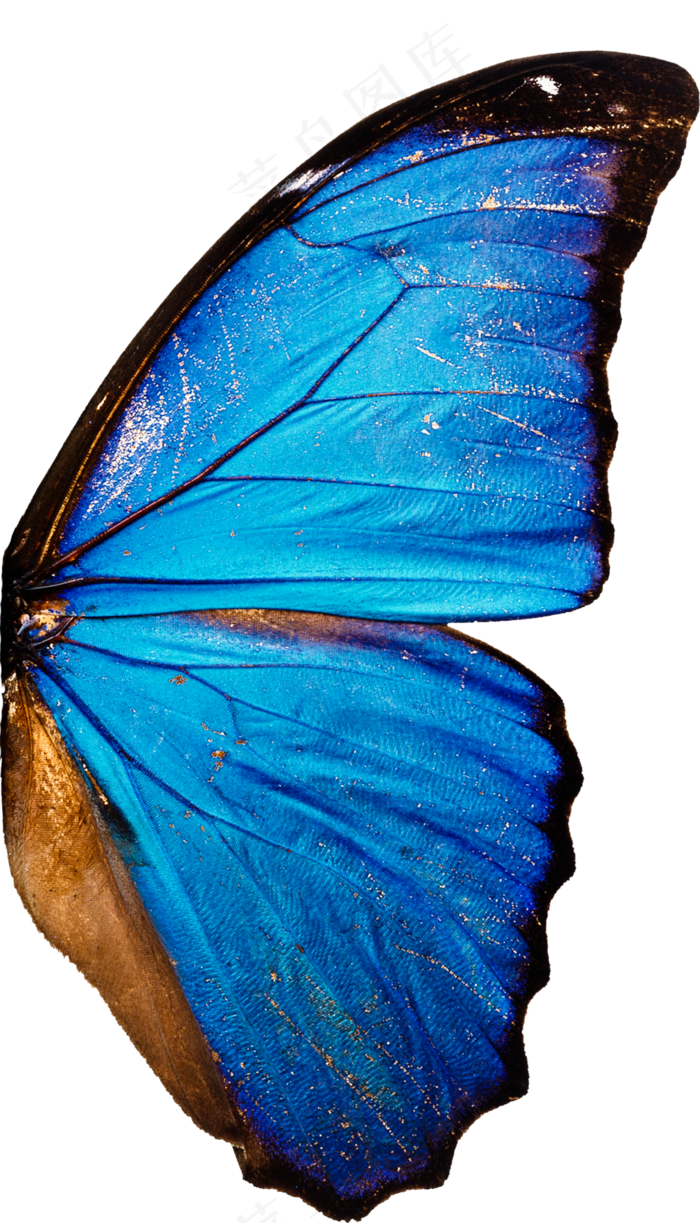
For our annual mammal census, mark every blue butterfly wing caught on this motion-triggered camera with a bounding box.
[28,610,576,1215]
[17,56,694,621]
[32,141,615,620]
[3,51,696,1219]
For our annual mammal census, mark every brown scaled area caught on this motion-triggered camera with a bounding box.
[1,667,383,1218]
[2,669,243,1146]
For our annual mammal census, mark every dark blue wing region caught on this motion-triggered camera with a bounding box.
[49,134,622,622]
[30,612,576,1209]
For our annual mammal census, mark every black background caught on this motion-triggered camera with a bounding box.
[2,28,695,1223]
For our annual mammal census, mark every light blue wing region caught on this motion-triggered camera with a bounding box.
[58,470,601,621]
[54,134,622,622]
[292,137,622,242]
[59,233,401,549]
[348,210,605,294]
[308,288,595,403]
[31,611,575,1206]
[288,114,490,208]
[295,123,625,216]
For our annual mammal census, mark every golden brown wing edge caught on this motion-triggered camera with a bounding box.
[1,670,260,1154]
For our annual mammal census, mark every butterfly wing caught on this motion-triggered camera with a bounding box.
[6,611,578,1218]
[2,50,697,1220]
[9,52,697,621]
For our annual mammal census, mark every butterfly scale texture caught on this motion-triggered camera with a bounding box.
[2,51,697,1220]
[55,135,621,621]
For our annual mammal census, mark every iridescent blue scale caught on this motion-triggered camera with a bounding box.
[56,134,618,623]
[34,613,569,1200]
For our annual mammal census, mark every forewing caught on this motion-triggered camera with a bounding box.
[9,52,697,622]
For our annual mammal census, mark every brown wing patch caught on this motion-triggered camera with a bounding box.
[1,669,243,1145]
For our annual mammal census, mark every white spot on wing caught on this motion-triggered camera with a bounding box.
[531,75,560,95]
[277,165,342,195]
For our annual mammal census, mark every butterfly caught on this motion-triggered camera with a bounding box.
[2,50,695,1223]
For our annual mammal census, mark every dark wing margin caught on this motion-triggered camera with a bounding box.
[3,50,697,599]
